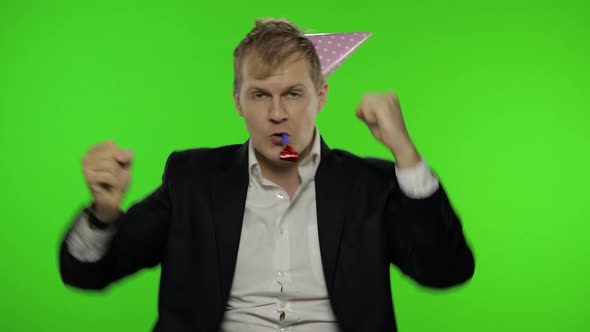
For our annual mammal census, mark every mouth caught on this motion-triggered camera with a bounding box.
[270,132,289,145]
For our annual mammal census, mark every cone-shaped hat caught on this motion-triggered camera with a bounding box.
[305,32,372,78]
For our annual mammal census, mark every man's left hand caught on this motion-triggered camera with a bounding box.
[356,92,421,169]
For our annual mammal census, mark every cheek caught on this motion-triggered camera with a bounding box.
[242,111,266,135]
[303,104,319,124]
[243,116,258,132]
[290,99,317,121]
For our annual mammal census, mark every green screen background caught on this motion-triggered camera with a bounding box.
[1,0,588,331]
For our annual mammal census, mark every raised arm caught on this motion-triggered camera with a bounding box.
[59,142,175,290]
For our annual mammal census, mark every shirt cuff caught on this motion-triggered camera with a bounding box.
[394,157,440,199]
[65,210,116,263]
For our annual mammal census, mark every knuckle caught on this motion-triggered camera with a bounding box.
[87,173,96,184]
[106,140,119,150]
[95,140,118,155]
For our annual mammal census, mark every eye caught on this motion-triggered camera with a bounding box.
[288,91,301,98]
[254,92,266,99]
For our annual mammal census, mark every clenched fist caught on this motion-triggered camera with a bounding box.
[81,141,134,223]
[356,92,420,169]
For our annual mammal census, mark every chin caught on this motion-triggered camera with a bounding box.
[264,150,295,167]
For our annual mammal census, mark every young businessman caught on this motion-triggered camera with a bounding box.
[60,18,474,332]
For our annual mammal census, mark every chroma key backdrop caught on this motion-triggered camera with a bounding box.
[0,0,588,331]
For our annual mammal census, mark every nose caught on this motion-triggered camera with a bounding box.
[269,98,288,123]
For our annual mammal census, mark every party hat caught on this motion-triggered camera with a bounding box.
[305,32,372,79]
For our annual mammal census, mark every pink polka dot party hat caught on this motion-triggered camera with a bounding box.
[305,32,372,79]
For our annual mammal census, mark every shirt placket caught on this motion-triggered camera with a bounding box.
[272,185,291,327]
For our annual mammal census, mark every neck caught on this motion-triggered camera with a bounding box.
[256,151,300,183]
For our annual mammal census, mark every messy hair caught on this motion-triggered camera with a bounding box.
[233,18,323,92]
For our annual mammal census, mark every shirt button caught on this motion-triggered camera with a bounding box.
[277,192,284,199]
[279,227,284,234]
[277,271,283,277]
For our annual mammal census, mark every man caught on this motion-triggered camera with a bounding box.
[60,18,474,331]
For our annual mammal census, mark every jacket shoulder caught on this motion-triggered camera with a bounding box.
[174,144,242,164]
[161,144,243,181]
[330,148,396,177]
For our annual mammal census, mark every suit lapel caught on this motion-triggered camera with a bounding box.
[315,138,354,293]
[210,141,250,304]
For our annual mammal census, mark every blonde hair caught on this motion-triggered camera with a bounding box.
[233,18,323,92]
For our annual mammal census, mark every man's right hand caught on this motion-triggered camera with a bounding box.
[82,141,134,223]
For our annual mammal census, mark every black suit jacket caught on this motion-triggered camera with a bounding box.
[60,137,474,331]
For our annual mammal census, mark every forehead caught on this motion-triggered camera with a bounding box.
[241,52,313,89]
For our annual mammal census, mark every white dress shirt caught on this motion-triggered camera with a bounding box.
[66,128,440,331]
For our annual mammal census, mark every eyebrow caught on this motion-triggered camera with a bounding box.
[248,84,305,94]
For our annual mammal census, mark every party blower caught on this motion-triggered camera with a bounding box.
[278,32,372,162]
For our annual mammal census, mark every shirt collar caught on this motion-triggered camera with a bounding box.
[248,127,322,184]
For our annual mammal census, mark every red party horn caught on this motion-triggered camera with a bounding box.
[279,133,298,162]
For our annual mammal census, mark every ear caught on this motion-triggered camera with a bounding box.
[233,89,243,117]
[317,82,329,113]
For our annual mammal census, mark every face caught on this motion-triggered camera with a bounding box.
[233,53,328,168]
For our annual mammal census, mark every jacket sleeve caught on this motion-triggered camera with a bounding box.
[385,175,475,288]
[58,152,176,290]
